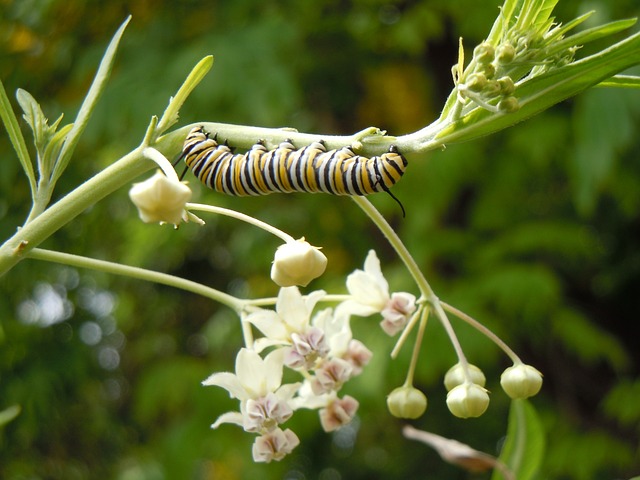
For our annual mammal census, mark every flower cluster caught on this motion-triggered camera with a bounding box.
[202,250,417,462]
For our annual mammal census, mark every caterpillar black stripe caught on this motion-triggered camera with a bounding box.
[181,126,408,198]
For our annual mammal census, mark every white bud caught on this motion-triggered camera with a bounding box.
[387,385,428,419]
[270,238,327,287]
[444,363,486,391]
[129,171,191,225]
[500,364,543,399]
[446,383,490,418]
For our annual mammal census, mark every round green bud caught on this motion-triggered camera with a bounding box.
[500,364,543,399]
[497,76,515,95]
[387,386,428,419]
[498,96,520,113]
[482,79,501,96]
[446,383,490,418]
[480,62,496,79]
[496,43,516,63]
[473,43,495,64]
[444,363,486,391]
[465,72,487,92]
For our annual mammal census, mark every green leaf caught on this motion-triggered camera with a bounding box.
[435,31,640,145]
[0,80,35,197]
[155,55,214,139]
[492,400,544,480]
[597,74,640,88]
[0,404,21,428]
[548,18,637,59]
[49,15,131,186]
[16,88,66,181]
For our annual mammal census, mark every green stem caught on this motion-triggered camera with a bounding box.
[187,203,295,243]
[352,196,471,372]
[404,307,428,386]
[27,248,244,311]
[0,129,186,278]
[441,301,522,364]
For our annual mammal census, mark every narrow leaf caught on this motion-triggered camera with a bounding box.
[50,15,131,185]
[155,55,214,138]
[597,74,640,89]
[491,400,544,480]
[548,18,637,58]
[0,81,36,197]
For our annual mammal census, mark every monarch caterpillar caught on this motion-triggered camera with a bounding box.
[181,126,408,200]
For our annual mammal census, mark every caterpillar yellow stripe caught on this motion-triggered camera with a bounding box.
[182,126,407,197]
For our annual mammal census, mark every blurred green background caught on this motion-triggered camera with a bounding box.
[1,0,640,478]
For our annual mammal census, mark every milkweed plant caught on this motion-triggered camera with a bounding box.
[1,0,640,477]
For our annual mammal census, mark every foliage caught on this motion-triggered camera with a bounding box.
[1,0,640,479]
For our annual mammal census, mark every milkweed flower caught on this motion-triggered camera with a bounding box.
[245,286,326,354]
[252,428,300,463]
[129,170,192,226]
[202,348,300,434]
[339,250,416,335]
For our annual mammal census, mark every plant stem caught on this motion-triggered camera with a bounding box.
[187,203,295,243]
[0,130,185,278]
[27,248,245,311]
[404,307,428,386]
[352,196,471,371]
[441,301,522,364]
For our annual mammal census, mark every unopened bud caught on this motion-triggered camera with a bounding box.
[444,363,486,391]
[496,43,516,63]
[498,96,520,113]
[465,73,487,92]
[500,364,543,399]
[446,383,490,418]
[473,43,495,64]
[271,238,327,287]
[387,386,428,419]
[497,76,515,95]
[129,171,192,226]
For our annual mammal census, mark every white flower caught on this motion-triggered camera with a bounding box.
[252,428,300,463]
[246,287,325,352]
[319,395,359,432]
[202,348,300,433]
[271,238,327,287]
[129,171,191,225]
[380,292,417,336]
[310,357,353,395]
[341,250,390,316]
[339,251,416,335]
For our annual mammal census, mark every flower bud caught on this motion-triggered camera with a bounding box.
[465,72,487,92]
[498,96,520,113]
[129,171,192,225]
[473,43,495,64]
[387,386,427,419]
[496,43,516,63]
[270,238,327,287]
[444,363,486,391]
[446,383,490,418]
[497,76,515,95]
[500,364,543,399]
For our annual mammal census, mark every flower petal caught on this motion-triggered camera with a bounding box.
[202,371,248,400]
[211,411,245,429]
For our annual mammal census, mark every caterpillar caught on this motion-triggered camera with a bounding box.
[181,126,408,199]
